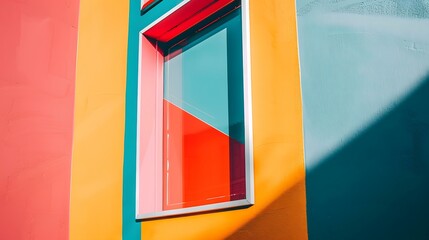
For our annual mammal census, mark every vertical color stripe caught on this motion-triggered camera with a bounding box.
[297,1,429,239]
[69,0,129,239]
[0,0,79,239]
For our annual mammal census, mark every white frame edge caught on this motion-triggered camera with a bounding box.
[241,0,254,206]
[136,29,143,218]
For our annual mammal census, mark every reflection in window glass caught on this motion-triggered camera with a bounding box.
[162,10,246,210]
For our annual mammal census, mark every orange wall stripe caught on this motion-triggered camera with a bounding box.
[69,0,129,239]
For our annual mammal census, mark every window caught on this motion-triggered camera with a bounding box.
[137,0,253,219]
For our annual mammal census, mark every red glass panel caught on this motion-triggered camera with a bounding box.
[163,100,231,209]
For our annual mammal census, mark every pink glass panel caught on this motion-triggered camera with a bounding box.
[138,37,164,214]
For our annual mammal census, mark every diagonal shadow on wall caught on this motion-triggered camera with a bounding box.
[228,74,429,240]
[305,73,429,240]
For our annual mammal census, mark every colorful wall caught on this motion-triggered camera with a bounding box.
[297,1,429,239]
[0,0,79,239]
[1,0,428,239]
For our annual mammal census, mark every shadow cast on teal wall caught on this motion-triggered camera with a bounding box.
[306,74,429,239]
[297,2,429,239]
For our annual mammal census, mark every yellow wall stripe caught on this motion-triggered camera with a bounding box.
[69,0,129,239]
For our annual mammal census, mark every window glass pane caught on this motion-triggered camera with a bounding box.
[162,10,246,210]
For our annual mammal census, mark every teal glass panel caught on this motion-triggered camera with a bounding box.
[164,10,244,142]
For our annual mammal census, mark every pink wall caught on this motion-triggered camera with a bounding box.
[0,0,79,239]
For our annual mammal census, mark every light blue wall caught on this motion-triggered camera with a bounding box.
[297,1,429,239]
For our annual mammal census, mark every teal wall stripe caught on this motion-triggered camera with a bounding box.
[297,1,429,239]
[123,0,140,236]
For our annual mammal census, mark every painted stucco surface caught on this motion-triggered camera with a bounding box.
[69,0,129,239]
[0,0,79,239]
[297,0,429,239]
